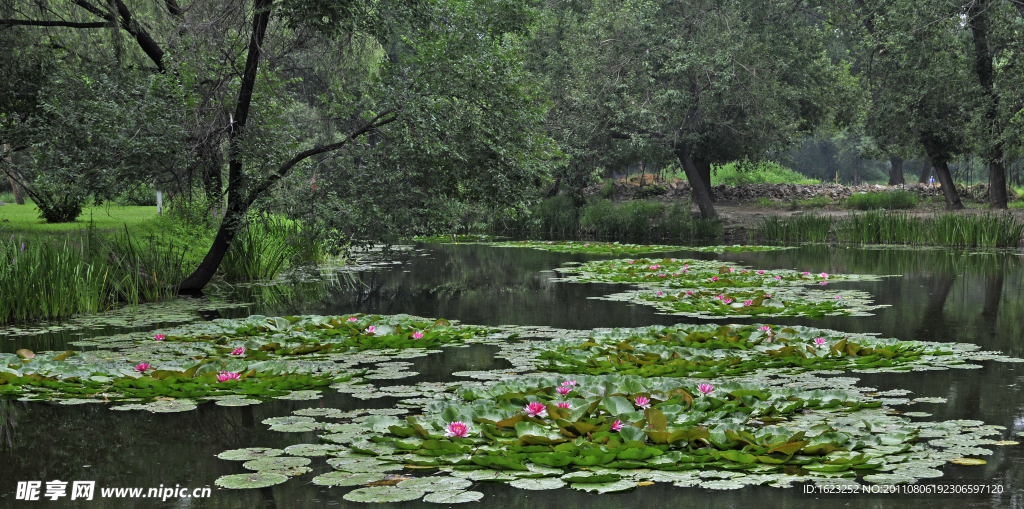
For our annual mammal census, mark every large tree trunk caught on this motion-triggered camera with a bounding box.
[918,160,933,184]
[988,160,1008,209]
[178,0,273,293]
[887,156,904,185]
[675,146,717,219]
[932,159,964,210]
[694,159,714,202]
[2,145,24,204]
[967,0,1008,209]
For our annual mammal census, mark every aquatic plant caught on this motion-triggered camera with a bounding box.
[758,212,1024,248]
[626,287,879,319]
[480,240,793,256]
[845,191,919,210]
[445,421,470,438]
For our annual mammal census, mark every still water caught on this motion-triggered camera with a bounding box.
[2,243,1024,508]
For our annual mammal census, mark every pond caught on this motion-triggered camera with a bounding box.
[2,243,1024,508]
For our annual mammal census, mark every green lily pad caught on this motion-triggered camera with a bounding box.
[570,480,636,493]
[423,490,484,503]
[343,486,425,503]
[284,444,342,457]
[242,456,311,471]
[509,478,566,490]
[263,416,316,426]
[312,471,387,486]
[260,466,312,477]
[218,448,285,461]
[215,473,289,489]
[396,477,473,492]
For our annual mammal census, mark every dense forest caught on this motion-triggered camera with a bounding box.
[2,0,1024,289]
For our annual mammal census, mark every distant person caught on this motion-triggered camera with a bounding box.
[928,176,935,185]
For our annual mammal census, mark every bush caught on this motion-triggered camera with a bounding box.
[116,183,157,206]
[533,195,578,234]
[599,181,616,199]
[709,161,820,186]
[845,191,918,210]
[220,218,300,281]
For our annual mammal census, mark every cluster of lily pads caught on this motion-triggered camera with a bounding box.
[0,314,506,408]
[478,241,794,255]
[528,324,1018,379]
[215,373,1011,499]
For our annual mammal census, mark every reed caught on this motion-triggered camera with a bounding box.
[220,217,300,281]
[757,212,1024,248]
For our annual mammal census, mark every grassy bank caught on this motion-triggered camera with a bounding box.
[756,211,1024,248]
[497,196,723,240]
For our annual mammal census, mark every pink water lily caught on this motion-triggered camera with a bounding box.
[744,300,753,306]
[445,421,470,438]
[134,363,151,373]
[657,274,666,277]
[634,396,651,409]
[366,325,376,333]
[710,276,719,282]
[655,292,665,297]
[774,275,781,280]
[672,273,679,277]
[583,244,589,247]
[759,326,771,331]
[763,294,771,298]
[801,272,810,275]
[610,420,624,432]
[230,347,245,356]
[524,402,547,418]
[153,334,165,341]
[819,272,829,279]
[757,270,764,275]
[685,291,693,296]
[682,269,688,273]
[217,371,241,382]
[723,298,733,304]
[697,383,714,396]
[627,261,635,264]
[670,258,676,262]
[556,401,572,409]
[650,264,660,270]
[412,331,424,339]
[347,317,358,322]
[728,268,735,273]
[556,386,572,396]
[820,281,828,286]
[813,337,827,347]
[561,380,578,387]
[835,295,842,299]
[715,295,724,300]
[684,264,689,268]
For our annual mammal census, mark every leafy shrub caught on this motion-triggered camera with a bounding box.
[220,218,298,281]
[116,183,157,206]
[599,181,616,199]
[532,195,578,234]
[709,161,820,186]
[845,191,918,210]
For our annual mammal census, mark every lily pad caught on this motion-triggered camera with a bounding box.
[950,458,987,465]
[423,490,484,503]
[312,472,387,486]
[218,448,285,461]
[396,477,473,492]
[215,473,289,489]
[343,486,425,503]
[284,444,342,457]
[509,478,566,490]
[242,456,311,471]
[570,480,636,493]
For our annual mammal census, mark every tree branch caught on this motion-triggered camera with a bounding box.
[0,19,108,28]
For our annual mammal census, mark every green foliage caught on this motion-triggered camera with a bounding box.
[482,241,792,256]
[599,182,616,199]
[845,191,919,210]
[116,183,157,207]
[533,195,578,235]
[754,215,834,243]
[577,200,721,240]
[221,219,296,281]
[708,162,820,186]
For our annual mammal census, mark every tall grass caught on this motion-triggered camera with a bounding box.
[220,217,315,281]
[0,238,112,323]
[757,212,1024,248]
[845,191,919,210]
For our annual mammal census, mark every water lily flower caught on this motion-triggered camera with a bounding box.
[715,295,723,300]
[556,401,572,409]
[634,396,651,409]
[774,275,782,280]
[655,292,665,297]
[657,274,666,277]
[835,295,842,299]
[683,269,688,273]
[670,258,676,262]
[763,294,771,298]
[561,380,578,387]
[759,326,771,331]
[742,270,747,274]
[134,363,150,373]
[710,276,719,282]
[813,337,827,347]
[627,261,634,264]
[366,325,376,333]
[412,331,424,339]
[684,264,689,268]
[556,386,572,396]
[801,272,810,275]
[697,383,714,396]
[650,264,660,270]
[723,298,733,304]
[820,281,827,286]
[153,334,165,341]
[610,420,624,432]
[445,421,470,438]
[685,291,693,296]
[757,270,764,275]
[819,272,829,279]
[672,273,679,277]
[728,268,735,273]
[217,371,241,382]
[524,402,547,418]
[584,244,589,247]
[230,347,245,356]
[347,317,358,322]
[744,300,753,306]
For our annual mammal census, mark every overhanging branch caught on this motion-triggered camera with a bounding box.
[0,19,109,28]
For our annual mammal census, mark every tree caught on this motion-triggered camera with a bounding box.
[541,0,860,218]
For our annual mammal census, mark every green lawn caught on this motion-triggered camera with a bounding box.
[0,203,159,234]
